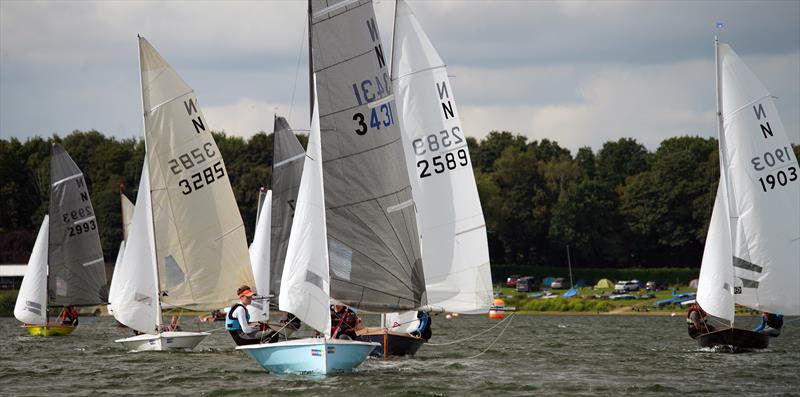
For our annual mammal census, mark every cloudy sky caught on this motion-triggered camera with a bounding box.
[1,0,798,153]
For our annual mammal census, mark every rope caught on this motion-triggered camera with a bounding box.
[426,313,516,346]
[288,22,307,122]
[464,313,516,359]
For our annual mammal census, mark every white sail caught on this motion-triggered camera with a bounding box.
[14,216,49,326]
[697,183,735,321]
[248,189,272,322]
[121,193,135,240]
[107,240,127,315]
[139,36,254,310]
[392,0,492,313]
[278,85,331,337]
[716,43,800,315]
[111,162,161,334]
[385,311,419,334]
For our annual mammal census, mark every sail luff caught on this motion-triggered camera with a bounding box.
[249,189,272,322]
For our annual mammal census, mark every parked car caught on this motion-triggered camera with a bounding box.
[614,280,639,293]
[550,277,566,289]
[506,275,521,288]
[516,276,537,292]
[645,280,666,291]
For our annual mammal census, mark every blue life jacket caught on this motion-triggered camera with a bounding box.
[225,304,250,331]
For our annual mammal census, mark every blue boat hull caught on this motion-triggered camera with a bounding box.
[236,338,380,374]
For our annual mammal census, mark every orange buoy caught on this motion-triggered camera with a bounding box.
[489,298,506,319]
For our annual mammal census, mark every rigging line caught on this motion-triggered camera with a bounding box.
[288,21,307,122]
[464,313,516,359]
[425,313,516,346]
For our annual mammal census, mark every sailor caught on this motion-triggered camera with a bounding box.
[59,305,79,327]
[410,311,432,341]
[754,312,783,337]
[330,304,361,339]
[686,303,714,338]
[226,286,277,346]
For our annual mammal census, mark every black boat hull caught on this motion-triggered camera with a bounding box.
[357,331,425,358]
[695,328,769,351]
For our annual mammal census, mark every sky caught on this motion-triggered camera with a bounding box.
[1,0,798,153]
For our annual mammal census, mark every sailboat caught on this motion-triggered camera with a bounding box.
[111,36,256,351]
[14,144,108,336]
[695,39,800,350]
[355,0,494,357]
[236,0,427,374]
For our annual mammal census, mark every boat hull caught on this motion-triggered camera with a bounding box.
[115,331,209,351]
[23,324,76,336]
[356,329,425,357]
[236,337,379,374]
[695,328,770,351]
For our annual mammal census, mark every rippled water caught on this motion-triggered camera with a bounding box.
[1,314,798,396]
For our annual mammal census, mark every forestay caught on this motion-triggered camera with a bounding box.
[311,0,426,311]
[14,216,49,325]
[279,89,331,337]
[697,42,800,321]
[392,0,492,314]
[110,162,161,334]
[270,116,305,302]
[48,144,107,306]
[139,36,254,310]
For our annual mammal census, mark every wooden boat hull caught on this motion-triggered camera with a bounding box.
[695,328,770,351]
[237,338,380,374]
[356,329,425,358]
[23,324,76,336]
[115,331,209,351]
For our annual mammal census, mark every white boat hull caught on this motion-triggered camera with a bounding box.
[236,337,379,374]
[115,331,209,351]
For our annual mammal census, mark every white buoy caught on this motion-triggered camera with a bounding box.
[445,314,453,320]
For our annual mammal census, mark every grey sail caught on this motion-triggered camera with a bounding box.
[269,116,306,300]
[311,0,426,311]
[48,144,107,306]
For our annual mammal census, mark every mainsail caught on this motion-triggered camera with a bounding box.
[269,116,306,301]
[139,36,255,310]
[48,144,107,306]
[392,0,493,314]
[108,193,135,315]
[697,41,800,321]
[311,0,426,311]
[14,216,49,326]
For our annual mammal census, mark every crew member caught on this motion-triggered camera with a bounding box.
[226,286,277,345]
[330,304,361,340]
[59,305,79,327]
[755,312,783,337]
[686,303,714,338]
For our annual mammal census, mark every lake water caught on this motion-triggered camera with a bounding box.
[1,314,798,396]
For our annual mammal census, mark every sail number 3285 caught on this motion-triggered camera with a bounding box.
[178,161,225,195]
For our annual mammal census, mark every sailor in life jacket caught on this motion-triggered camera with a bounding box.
[225,285,277,346]
[686,303,715,339]
[754,312,783,337]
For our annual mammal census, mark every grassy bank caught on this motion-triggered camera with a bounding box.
[491,266,699,286]
[0,290,17,316]
[498,287,688,314]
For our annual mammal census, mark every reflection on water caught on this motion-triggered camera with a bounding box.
[1,314,797,396]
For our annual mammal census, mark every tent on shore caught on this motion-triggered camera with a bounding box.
[688,278,699,289]
[594,278,614,289]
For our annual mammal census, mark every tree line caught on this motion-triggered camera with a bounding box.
[2,130,797,269]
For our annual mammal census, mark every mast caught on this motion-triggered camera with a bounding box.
[137,35,163,332]
[389,0,399,81]
[307,0,314,121]
[713,36,734,328]
[566,245,573,289]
